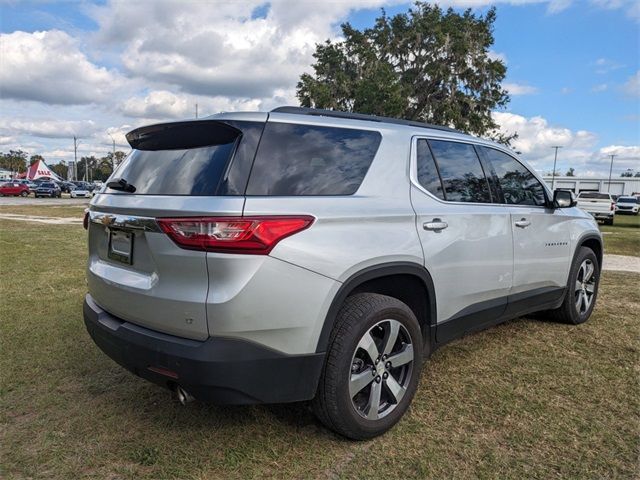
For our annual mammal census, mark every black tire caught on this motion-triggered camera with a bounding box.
[605,217,614,226]
[20,191,28,197]
[312,293,423,440]
[546,247,600,325]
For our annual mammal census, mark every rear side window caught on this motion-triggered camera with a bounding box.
[481,147,547,206]
[428,140,492,203]
[415,139,445,200]
[246,123,381,196]
[579,192,610,200]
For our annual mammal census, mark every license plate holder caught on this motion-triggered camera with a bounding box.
[108,229,134,265]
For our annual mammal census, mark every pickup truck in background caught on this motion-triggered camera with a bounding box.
[577,192,616,225]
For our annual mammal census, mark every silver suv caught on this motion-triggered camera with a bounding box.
[84,107,603,439]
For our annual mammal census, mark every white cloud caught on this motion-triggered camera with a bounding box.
[591,83,608,93]
[503,82,539,95]
[493,111,639,176]
[119,90,262,120]
[0,118,99,138]
[560,87,573,94]
[488,50,508,63]
[621,71,639,97]
[0,30,123,105]
[589,0,640,21]
[89,0,398,99]
[592,57,625,74]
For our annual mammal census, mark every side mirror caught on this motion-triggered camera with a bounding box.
[553,189,576,208]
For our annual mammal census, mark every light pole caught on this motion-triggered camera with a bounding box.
[550,146,562,190]
[108,133,116,170]
[607,154,616,192]
[73,136,80,181]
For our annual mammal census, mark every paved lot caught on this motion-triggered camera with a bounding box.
[0,196,90,206]
[603,254,640,273]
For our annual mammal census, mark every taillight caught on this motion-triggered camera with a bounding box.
[611,203,615,211]
[157,216,314,254]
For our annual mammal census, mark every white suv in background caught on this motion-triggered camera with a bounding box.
[83,107,603,439]
[615,196,639,215]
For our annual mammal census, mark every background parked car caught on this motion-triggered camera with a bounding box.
[615,196,639,215]
[70,186,91,198]
[60,181,77,193]
[73,181,95,192]
[34,182,62,198]
[0,181,30,197]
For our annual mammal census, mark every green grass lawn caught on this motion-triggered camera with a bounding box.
[0,204,87,218]
[1,212,639,479]
[599,213,640,256]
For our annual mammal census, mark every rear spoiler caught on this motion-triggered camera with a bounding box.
[126,120,242,151]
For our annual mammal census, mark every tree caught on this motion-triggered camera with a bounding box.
[635,172,640,178]
[0,150,28,174]
[29,154,45,166]
[565,167,575,177]
[297,3,512,143]
[105,151,127,169]
[49,162,68,179]
[621,169,634,177]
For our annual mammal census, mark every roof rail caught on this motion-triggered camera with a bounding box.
[270,106,465,134]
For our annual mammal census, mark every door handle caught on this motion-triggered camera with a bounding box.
[515,218,531,228]
[423,219,448,231]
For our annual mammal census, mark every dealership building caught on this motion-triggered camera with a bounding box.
[542,176,640,196]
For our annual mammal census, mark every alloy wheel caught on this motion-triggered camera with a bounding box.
[349,319,414,420]
[575,259,596,315]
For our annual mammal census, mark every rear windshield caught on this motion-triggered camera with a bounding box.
[108,143,235,195]
[579,192,610,199]
[106,120,263,196]
[246,122,381,196]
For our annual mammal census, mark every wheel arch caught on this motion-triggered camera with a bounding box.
[576,233,603,269]
[315,262,437,355]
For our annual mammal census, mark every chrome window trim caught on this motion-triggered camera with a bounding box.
[478,144,552,207]
[409,136,550,210]
[89,211,162,232]
[409,136,503,207]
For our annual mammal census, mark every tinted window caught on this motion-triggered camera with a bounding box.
[246,123,381,196]
[618,196,639,203]
[108,142,236,195]
[579,192,611,200]
[428,140,492,203]
[416,139,445,199]
[481,147,546,206]
[217,121,265,195]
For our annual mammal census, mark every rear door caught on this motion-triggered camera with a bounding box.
[478,146,571,309]
[87,117,266,340]
[409,138,513,343]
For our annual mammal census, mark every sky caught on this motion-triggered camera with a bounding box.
[0,0,638,177]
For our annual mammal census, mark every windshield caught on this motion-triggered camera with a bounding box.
[618,196,639,203]
[40,183,55,188]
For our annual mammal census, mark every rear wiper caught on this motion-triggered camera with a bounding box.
[107,178,136,193]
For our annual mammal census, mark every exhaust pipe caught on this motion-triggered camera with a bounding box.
[174,386,195,405]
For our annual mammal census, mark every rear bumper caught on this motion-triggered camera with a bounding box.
[83,294,325,404]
